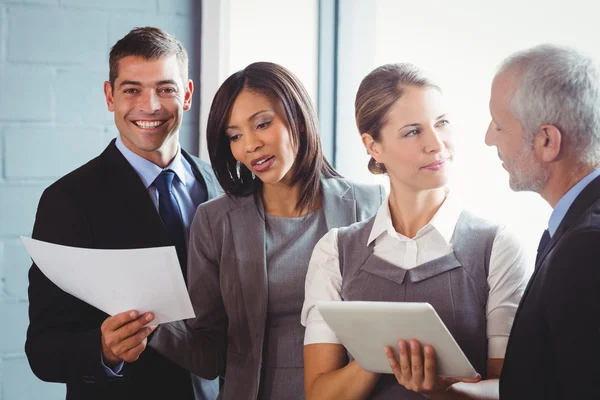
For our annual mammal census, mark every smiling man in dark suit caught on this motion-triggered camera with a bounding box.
[25,27,220,400]
[486,44,600,399]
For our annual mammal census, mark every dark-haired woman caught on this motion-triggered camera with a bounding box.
[152,61,384,400]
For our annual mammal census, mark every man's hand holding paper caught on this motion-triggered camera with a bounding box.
[101,310,157,366]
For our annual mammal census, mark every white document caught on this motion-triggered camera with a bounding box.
[21,237,195,325]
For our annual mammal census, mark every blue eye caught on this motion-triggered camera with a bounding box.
[437,120,450,127]
[404,129,419,137]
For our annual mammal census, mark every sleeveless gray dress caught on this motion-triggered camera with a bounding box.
[337,211,499,399]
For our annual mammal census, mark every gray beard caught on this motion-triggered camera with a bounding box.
[508,147,549,193]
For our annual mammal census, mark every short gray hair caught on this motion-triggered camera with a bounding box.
[497,44,600,165]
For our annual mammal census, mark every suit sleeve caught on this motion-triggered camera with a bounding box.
[544,230,600,397]
[149,205,228,379]
[25,186,110,386]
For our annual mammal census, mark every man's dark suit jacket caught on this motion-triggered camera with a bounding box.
[500,175,600,399]
[25,140,221,400]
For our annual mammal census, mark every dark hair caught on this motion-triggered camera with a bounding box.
[109,27,188,87]
[355,63,441,174]
[207,61,339,212]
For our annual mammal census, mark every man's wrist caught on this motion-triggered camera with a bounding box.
[101,350,124,377]
[101,339,121,366]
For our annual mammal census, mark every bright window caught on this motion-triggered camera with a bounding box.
[335,0,600,257]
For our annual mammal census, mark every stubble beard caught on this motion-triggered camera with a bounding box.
[508,145,549,193]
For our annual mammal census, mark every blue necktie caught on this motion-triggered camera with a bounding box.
[535,229,551,266]
[154,170,187,279]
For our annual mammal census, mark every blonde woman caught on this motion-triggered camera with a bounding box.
[301,64,530,399]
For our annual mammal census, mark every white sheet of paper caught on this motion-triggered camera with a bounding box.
[21,236,195,325]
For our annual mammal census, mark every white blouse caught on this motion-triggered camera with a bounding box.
[301,194,531,359]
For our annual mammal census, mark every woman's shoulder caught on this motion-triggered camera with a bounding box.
[457,209,524,251]
[322,176,384,200]
[326,176,382,190]
[459,209,502,228]
[337,213,378,239]
[195,193,257,221]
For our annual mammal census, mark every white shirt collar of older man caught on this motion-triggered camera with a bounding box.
[367,190,462,246]
[115,134,189,189]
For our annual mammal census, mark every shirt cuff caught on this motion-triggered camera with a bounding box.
[487,336,509,359]
[101,352,124,377]
[304,320,342,345]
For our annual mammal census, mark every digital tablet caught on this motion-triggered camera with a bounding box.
[317,301,478,378]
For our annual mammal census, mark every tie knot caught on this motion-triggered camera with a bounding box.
[154,170,176,194]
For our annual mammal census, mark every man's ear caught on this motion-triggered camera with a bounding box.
[104,81,115,112]
[361,132,382,162]
[536,124,561,163]
[183,80,194,111]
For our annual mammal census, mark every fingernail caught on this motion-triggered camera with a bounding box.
[130,311,138,318]
[146,313,153,322]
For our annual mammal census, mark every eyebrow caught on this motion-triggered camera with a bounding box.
[157,79,178,86]
[118,79,179,88]
[226,109,272,130]
[119,80,141,88]
[398,114,447,131]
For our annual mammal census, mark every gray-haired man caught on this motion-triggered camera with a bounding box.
[486,44,600,399]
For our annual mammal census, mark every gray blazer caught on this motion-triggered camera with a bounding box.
[150,177,384,399]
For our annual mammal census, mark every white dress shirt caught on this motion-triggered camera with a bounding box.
[301,193,531,359]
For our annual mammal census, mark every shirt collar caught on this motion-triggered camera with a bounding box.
[548,168,600,237]
[115,134,188,189]
[368,198,397,245]
[367,190,461,245]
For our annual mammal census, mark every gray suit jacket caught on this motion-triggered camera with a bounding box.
[150,177,384,399]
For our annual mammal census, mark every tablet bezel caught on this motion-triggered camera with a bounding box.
[316,301,478,378]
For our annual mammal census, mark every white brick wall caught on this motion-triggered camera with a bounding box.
[0,65,54,121]
[0,1,201,398]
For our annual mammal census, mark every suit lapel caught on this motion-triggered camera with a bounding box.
[536,174,600,268]
[182,150,221,200]
[229,195,268,360]
[101,141,170,246]
[101,144,220,248]
[514,175,600,328]
[321,178,357,231]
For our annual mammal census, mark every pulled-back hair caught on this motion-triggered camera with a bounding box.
[355,63,440,174]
